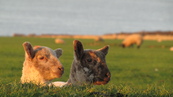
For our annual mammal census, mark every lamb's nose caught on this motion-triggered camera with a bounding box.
[105,72,111,78]
[58,66,64,71]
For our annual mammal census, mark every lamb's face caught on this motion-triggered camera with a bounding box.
[73,40,111,85]
[23,42,64,81]
[80,50,111,85]
[32,47,64,81]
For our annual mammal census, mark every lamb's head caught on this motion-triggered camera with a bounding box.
[69,40,111,85]
[21,42,64,84]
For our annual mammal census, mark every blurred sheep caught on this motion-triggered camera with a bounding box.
[170,47,173,51]
[94,37,104,42]
[55,39,65,44]
[121,34,143,48]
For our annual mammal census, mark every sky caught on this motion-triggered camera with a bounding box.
[0,0,173,36]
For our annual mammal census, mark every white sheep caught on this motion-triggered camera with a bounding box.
[121,34,143,48]
[170,47,173,51]
[55,38,65,44]
[21,42,64,86]
[66,40,111,86]
[94,37,104,42]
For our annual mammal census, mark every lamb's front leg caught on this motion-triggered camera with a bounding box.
[50,81,67,87]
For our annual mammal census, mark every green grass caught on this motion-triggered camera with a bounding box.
[0,37,173,97]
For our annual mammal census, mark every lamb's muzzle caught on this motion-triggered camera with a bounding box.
[58,66,64,72]
[93,72,111,85]
[56,66,64,77]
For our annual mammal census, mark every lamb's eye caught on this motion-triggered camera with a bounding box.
[38,56,45,60]
[87,59,92,62]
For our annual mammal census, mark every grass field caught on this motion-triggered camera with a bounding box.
[0,37,173,97]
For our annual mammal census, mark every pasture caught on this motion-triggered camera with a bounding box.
[0,37,172,96]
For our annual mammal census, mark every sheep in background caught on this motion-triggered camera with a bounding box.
[21,42,64,86]
[94,37,104,42]
[66,40,111,86]
[121,34,143,48]
[170,47,173,51]
[55,39,65,44]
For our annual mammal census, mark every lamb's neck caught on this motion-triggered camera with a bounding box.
[67,60,90,85]
[21,62,50,85]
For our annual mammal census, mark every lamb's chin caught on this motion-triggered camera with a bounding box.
[93,77,110,85]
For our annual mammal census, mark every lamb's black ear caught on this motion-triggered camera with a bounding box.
[23,42,34,60]
[55,48,62,58]
[97,45,109,55]
[73,40,84,60]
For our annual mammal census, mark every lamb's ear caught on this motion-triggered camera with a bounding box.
[73,40,84,60]
[22,42,34,60]
[55,48,62,58]
[97,45,109,55]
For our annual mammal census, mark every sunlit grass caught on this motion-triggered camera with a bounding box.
[0,37,173,96]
